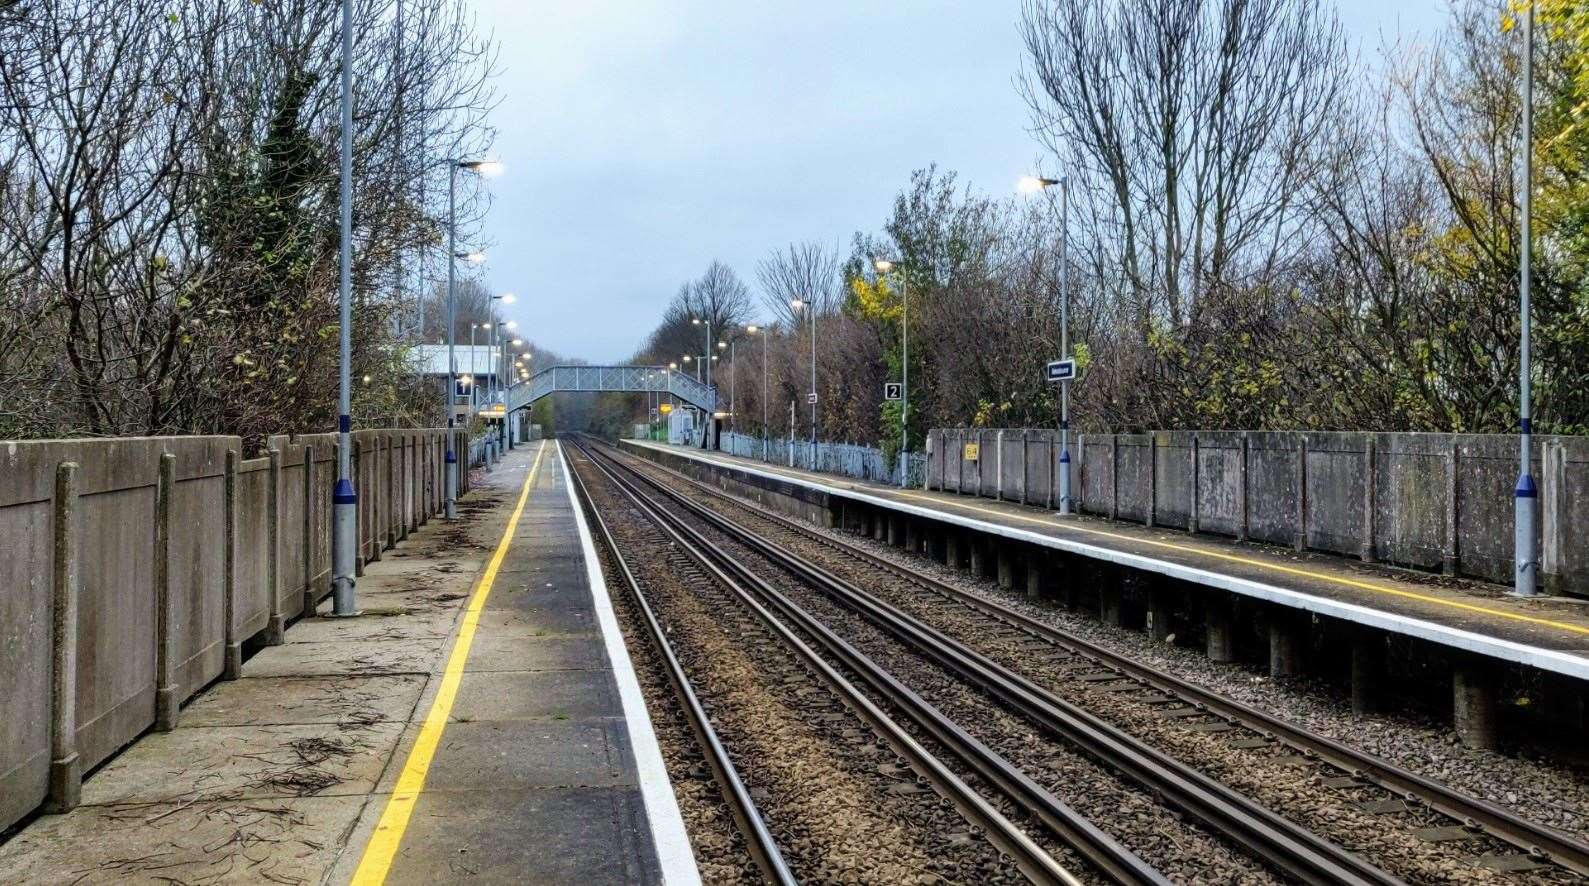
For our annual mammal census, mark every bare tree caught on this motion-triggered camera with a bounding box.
[757,241,841,325]
[1020,0,1351,332]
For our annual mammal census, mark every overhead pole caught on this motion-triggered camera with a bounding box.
[1513,5,1539,597]
[330,0,358,617]
[1059,175,1072,515]
[444,161,459,519]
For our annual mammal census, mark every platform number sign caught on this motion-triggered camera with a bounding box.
[884,382,903,401]
[1045,359,1077,382]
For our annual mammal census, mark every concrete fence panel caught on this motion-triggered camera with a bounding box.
[1244,434,1302,547]
[234,457,274,640]
[1303,433,1368,556]
[276,445,309,610]
[1115,436,1152,523]
[1194,433,1246,537]
[166,440,233,704]
[1154,433,1194,530]
[0,444,61,829]
[1376,435,1449,572]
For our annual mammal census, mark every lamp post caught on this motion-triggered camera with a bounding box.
[1514,8,1539,597]
[746,325,766,459]
[790,298,817,467]
[874,259,910,488]
[331,0,357,615]
[1021,174,1073,514]
[691,316,712,388]
[720,339,732,433]
[442,157,499,520]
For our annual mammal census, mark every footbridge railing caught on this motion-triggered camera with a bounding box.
[502,365,717,414]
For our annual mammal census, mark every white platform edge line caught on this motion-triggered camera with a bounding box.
[626,440,1589,682]
[559,441,702,886]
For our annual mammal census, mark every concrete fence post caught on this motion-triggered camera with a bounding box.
[1443,439,1460,576]
[154,452,179,732]
[1110,435,1120,520]
[223,450,242,679]
[1146,434,1158,528]
[265,448,285,643]
[1238,433,1250,542]
[1293,436,1308,552]
[46,461,82,812]
[1361,440,1378,563]
[302,444,317,615]
[1188,435,1200,534]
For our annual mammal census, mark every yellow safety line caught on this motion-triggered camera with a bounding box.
[350,441,548,885]
[886,489,1589,638]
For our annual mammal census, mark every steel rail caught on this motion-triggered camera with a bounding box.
[566,446,795,886]
[571,439,1082,886]
[613,440,1589,879]
[588,440,1403,886]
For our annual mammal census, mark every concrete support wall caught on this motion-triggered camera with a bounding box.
[0,426,464,833]
[927,428,1589,595]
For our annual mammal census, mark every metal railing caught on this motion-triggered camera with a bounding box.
[720,431,926,488]
[504,365,717,414]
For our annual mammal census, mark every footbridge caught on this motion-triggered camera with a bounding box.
[502,364,718,414]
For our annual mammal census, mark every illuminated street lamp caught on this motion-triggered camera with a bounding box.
[746,324,768,459]
[442,156,500,520]
[790,298,817,461]
[1020,174,1073,513]
[874,257,911,488]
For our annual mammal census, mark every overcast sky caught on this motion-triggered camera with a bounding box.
[470,0,1450,363]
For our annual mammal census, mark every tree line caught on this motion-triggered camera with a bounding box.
[604,0,1589,458]
[0,0,498,446]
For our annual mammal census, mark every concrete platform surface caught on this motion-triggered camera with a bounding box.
[0,440,697,886]
[627,440,1589,681]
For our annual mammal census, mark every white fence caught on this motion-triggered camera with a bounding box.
[720,431,926,487]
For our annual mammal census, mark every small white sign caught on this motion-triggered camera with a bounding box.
[883,382,903,401]
[807,392,818,404]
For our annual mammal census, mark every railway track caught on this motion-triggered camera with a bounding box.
[567,451,795,885]
[575,438,1424,885]
[568,440,1089,884]
[598,438,1589,883]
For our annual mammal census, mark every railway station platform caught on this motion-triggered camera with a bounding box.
[622,439,1589,750]
[0,440,696,886]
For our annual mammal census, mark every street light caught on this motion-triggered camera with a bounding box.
[691,316,712,388]
[790,297,817,465]
[456,250,487,264]
[1514,9,1539,597]
[747,324,768,460]
[443,156,500,520]
[1021,174,1073,514]
[721,339,736,435]
[331,0,358,617]
[874,258,910,488]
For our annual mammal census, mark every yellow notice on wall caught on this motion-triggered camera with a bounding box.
[963,442,980,461]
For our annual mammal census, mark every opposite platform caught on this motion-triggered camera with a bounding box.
[623,439,1589,683]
